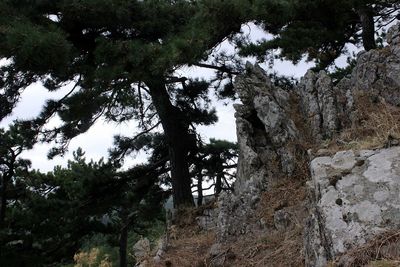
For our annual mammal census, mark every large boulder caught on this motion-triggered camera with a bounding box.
[305,147,400,266]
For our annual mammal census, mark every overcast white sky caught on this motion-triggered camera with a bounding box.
[0,23,355,172]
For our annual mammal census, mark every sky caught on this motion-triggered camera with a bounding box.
[0,23,354,172]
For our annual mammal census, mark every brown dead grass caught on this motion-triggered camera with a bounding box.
[217,178,308,267]
[144,205,216,267]
[146,178,308,267]
[329,230,400,267]
[258,178,307,227]
[161,230,215,267]
[326,91,400,152]
[145,225,215,267]
[252,178,307,267]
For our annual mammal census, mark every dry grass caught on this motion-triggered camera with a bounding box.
[329,230,400,267]
[146,178,308,267]
[143,205,216,267]
[144,227,215,267]
[258,178,307,227]
[326,91,400,151]
[253,178,307,267]
[159,230,215,267]
[244,225,304,267]
[214,178,308,267]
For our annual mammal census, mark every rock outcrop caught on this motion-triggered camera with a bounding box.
[213,22,400,266]
[306,147,400,266]
[351,23,400,106]
[216,63,301,241]
[298,70,342,140]
[234,64,299,194]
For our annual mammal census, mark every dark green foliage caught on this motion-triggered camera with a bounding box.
[239,0,399,69]
[0,148,164,266]
[174,79,218,126]
[191,138,238,205]
[268,72,298,91]
[0,0,250,207]
[0,123,36,227]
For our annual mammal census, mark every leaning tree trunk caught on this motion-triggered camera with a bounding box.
[358,5,376,51]
[147,79,194,208]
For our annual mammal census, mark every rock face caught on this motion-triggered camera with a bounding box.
[133,238,151,262]
[351,23,400,106]
[306,147,400,266]
[298,70,341,140]
[213,22,400,266]
[234,63,299,194]
[216,63,301,241]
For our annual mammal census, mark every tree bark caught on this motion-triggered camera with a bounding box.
[0,166,12,227]
[197,173,203,206]
[0,174,7,226]
[119,210,128,267]
[215,173,222,197]
[358,6,376,51]
[146,79,194,208]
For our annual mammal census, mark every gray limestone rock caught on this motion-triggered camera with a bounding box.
[196,208,218,230]
[216,63,301,241]
[296,68,366,141]
[305,147,400,266]
[133,237,151,262]
[215,23,400,267]
[350,24,400,106]
[234,63,299,194]
[274,209,292,231]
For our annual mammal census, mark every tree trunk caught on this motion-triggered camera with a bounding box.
[197,173,203,206]
[146,79,194,208]
[0,168,12,227]
[358,6,376,51]
[0,174,7,226]
[119,210,128,267]
[215,174,222,197]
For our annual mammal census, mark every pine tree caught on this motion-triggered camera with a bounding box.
[0,146,165,266]
[191,139,238,205]
[0,0,250,207]
[0,123,35,225]
[239,0,400,69]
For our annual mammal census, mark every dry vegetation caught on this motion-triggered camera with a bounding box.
[140,205,216,267]
[144,177,308,267]
[73,248,113,267]
[248,178,308,267]
[329,230,400,267]
[160,230,215,267]
[329,91,400,151]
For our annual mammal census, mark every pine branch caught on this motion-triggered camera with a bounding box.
[192,63,240,75]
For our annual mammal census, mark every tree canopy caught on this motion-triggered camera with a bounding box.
[0,3,400,266]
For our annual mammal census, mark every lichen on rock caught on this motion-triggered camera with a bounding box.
[306,147,400,266]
